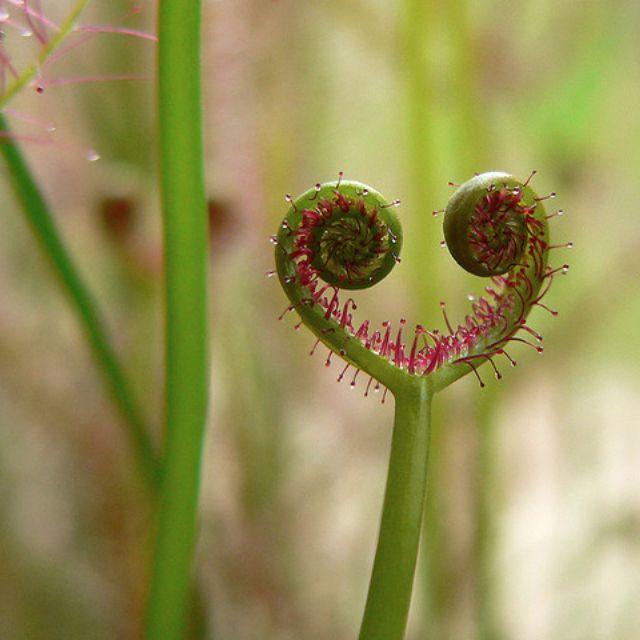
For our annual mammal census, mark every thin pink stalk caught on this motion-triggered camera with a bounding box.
[3,16,34,35]
[23,0,49,43]
[45,25,156,70]
[0,46,19,79]
[0,128,100,160]
[44,32,94,67]
[2,107,55,131]
[77,24,158,41]
[6,0,59,31]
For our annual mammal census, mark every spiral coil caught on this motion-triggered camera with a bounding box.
[274,172,568,394]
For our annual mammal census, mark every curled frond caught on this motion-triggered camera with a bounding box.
[274,172,568,395]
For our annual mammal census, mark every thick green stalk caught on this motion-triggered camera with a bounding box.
[145,1,209,638]
[359,382,432,640]
[0,112,160,487]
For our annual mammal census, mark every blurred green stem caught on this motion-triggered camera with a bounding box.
[402,0,434,189]
[145,0,209,639]
[444,0,487,175]
[474,388,503,640]
[0,112,160,487]
[359,383,432,640]
[401,0,441,320]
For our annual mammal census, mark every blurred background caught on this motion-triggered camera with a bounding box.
[1,0,639,638]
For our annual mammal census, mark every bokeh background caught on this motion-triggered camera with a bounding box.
[1,0,639,638]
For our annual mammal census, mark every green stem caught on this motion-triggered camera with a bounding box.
[145,1,209,638]
[0,112,160,488]
[359,382,433,640]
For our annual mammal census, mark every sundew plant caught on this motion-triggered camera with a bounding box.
[7,0,640,640]
[274,172,569,638]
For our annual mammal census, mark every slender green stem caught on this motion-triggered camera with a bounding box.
[0,0,92,109]
[145,1,209,638]
[359,382,433,640]
[0,112,160,487]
